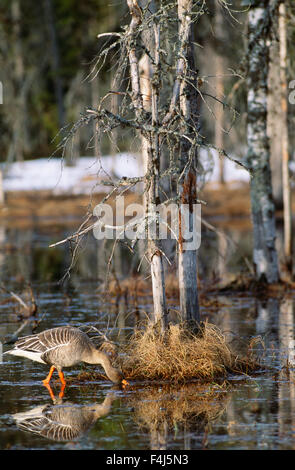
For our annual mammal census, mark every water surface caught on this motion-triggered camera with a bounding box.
[1,220,295,450]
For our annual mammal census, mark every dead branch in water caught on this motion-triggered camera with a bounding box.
[0,284,37,318]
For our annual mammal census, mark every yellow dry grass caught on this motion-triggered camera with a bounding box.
[120,321,260,382]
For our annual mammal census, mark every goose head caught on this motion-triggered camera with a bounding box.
[83,347,127,385]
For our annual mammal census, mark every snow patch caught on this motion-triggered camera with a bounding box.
[199,148,249,185]
[2,149,249,195]
[2,153,143,194]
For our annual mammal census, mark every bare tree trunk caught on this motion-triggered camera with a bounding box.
[177,0,200,323]
[279,2,292,265]
[127,0,168,331]
[148,22,168,330]
[139,49,152,177]
[246,0,279,284]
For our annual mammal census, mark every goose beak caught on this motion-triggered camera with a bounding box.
[121,379,129,388]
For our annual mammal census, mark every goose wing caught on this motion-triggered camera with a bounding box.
[14,334,47,353]
[17,416,81,442]
[14,326,76,354]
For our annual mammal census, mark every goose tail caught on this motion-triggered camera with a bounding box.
[3,348,46,364]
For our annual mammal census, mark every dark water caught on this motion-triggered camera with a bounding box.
[1,219,295,450]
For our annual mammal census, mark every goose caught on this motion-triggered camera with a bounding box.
[4,326,128,387]
[12,394,115,442]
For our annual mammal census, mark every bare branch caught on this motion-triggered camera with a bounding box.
[97,32,122,39]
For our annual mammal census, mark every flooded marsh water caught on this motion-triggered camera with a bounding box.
[1,220,295,450]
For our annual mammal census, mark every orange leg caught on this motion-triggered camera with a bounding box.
[59,383,66,399]
[43,382,56,401]
[58,370,66,386]
[42,366,55,385]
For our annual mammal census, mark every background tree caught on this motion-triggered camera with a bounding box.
[246,0,279,283]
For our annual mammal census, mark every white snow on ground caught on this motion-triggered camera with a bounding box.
[1,148,249,194]
[199,148,249,185]
[2,153,144,195]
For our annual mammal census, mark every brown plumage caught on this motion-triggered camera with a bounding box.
[5,326,126,386]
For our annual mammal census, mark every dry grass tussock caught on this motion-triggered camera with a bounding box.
[120,321,260,382]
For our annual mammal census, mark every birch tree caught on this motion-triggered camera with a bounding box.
[246,0,279,283]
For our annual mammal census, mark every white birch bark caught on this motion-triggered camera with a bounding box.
[246,0,279,283]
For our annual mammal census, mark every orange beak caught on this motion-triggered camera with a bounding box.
[121,379,129,388]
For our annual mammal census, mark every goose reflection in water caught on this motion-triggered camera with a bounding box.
[12,393,116,442]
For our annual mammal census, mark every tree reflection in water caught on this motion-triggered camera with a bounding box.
[126,382,229,450]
